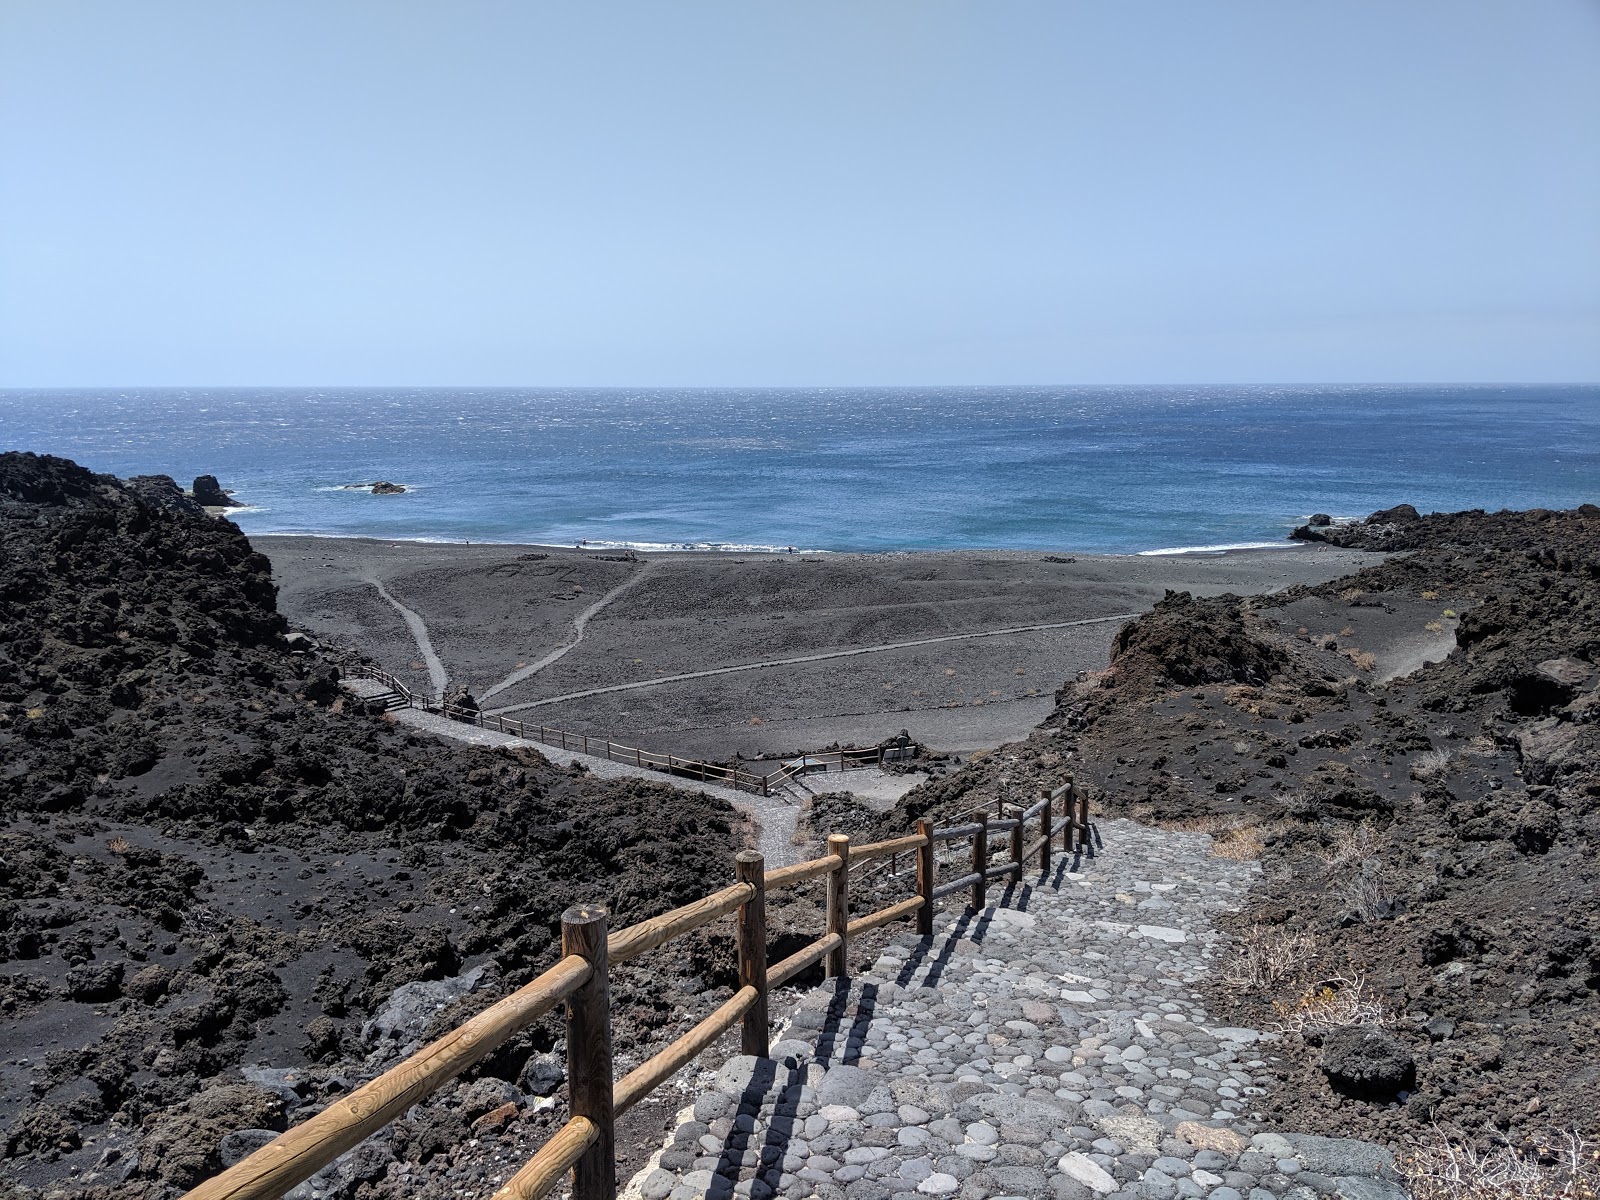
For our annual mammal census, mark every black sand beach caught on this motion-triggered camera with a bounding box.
[255,538,1383,760]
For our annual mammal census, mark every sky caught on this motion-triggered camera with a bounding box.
[1,1,1597,387]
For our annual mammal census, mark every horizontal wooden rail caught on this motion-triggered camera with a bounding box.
[491,1116,597,1200]
[981,860,1017,882]
[608,883,753,965]
[183,954,591,1200]
[1023,833,1050,862]
[987,817,1021,832]
[932,821,983,841]
[851,832,928,862]
[1021,796,1051,820]
[613,986,759,1116]
[846,894,923,937]
[765,853,841,891]
[768,932,841,988]
[931,871,981,899]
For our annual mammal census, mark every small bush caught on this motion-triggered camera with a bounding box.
[1401,1128,1600,1200]
[1270,973,1392,1035]
[1411,748,1452,780]
[1223,924,1320,993]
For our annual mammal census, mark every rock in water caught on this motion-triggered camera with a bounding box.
[192,474,242,507]
[370,480,406,494]
[1308,512,1332,526]
[1320,1024,1416,1098]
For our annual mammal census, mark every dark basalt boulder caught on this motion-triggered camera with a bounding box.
[128,474,206,516]
[1308,512,1332,526]
[370,481,406,495]
[191,474,242,507]
[1319,1024,1416,1099]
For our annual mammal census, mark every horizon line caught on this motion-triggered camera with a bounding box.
[3,380,1597,392]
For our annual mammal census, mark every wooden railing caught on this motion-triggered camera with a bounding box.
[342,663,913,796]
[183,777,1092,1200]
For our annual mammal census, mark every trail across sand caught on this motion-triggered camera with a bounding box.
[365,576,448,695]
[482,611,1143,716]
[480,561,657,700]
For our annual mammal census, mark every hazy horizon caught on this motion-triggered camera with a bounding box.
[4,1,1598,388]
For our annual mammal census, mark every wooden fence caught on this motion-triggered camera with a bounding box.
[183,779,1091,1200]
[344,663,913,796]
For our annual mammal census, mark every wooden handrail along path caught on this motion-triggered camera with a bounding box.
[184,775,1095,1200]
[344,663,913,796]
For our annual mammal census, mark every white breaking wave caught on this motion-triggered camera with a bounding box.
[1135,541,1295,556]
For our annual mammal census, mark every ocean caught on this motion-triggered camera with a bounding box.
[1,384,1595,554]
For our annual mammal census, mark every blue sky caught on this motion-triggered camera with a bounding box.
[2,1,1596,386]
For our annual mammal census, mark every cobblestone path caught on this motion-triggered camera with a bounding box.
[627,819,1405,1200]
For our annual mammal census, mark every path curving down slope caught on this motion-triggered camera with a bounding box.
[485,611,1142,716]
[365,576,448,696]
[481,561,658,700]
[627,818,1405,1200]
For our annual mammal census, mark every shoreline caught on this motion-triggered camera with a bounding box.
[243,527,1339,559]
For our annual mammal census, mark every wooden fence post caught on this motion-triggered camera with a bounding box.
[1061,775,1075,853]
[734,852,769,1057]
[915,819,935,936]
[1038,789,1052,874]
[971,808,988,912]
[1009,803,1024,883]
[561,905,615,1200]
[1078,786,1091,849]
[825,834,850,979]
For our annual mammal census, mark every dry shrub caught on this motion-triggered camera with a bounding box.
[1411,748,1453,780]
[1401,1129,1600,1200]
[1425,619,1445,633]
[1314,632,1338,650]
[1223,923,1320,993]
[1317,822,1378,870]
[1343,647,1378,672]
[1341,871,1397,922]
[1270,973,1392,1035]
[1340,587,1366,602]
[1421,589,1440,600]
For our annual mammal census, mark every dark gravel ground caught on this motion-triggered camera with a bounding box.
[876,502,1600,1155]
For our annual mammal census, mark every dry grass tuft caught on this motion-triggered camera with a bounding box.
[106,836,131,855]
[1167,814,1268,860]
[1401,1129,1600,1200]
[1343,647,1378,672]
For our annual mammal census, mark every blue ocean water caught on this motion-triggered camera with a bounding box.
[1,385,1595,554]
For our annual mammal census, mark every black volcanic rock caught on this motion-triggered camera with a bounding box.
[191,473,241,507]
[0,451,738,1196]
[370,480,406,494]
[1320,1025,1416,1099]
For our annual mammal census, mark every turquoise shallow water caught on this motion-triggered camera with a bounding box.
[1,384,1595,553]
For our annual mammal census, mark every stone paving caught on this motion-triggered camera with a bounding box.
[626,819,1406,1200]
